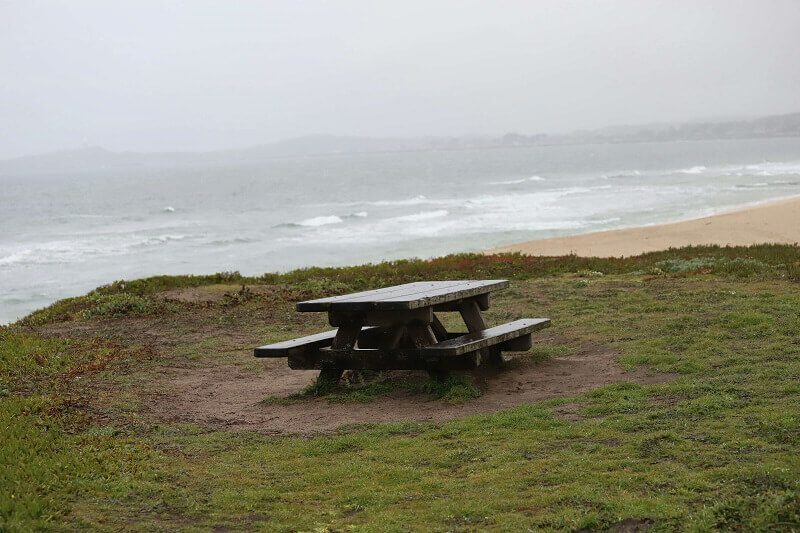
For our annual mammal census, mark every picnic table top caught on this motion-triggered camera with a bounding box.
[297,280,509,312]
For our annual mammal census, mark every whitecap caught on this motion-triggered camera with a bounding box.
[0,249,33,267]
[297,215,344,227]
[390,210,449,223]
[489,175,546,185]
[132,234,189,247]
[677,165,706,174]
[163,206,176,213]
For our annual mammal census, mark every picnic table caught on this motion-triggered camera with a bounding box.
[255,280,550,381]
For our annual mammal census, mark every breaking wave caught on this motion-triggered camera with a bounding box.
[297,215,344,227]
[488,175,546,185]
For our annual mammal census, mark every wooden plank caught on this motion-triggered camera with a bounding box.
[357,326,405,350]
[301,348,480,370]
[432,293,490,312]
[418,318,550,357]
[458,297,500,366]
[459,299,487,332]
[373,280,509,310]
[296,280,508,312]
[254,329,338,357]
[328,307,433,327]
[296,281,462,311]
[254,326,376,357]
[430,314,448,341]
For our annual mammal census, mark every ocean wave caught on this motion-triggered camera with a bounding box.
[368,195,438,207]
[727,181,794,190]
[130,234,189,247]
[0,233,194,267]
[488,175,546,185]
[0,250,34,266]
[677,165,707,174]
[205,237,258,246]
[297,215,343,227]
[391,210,449,222]
[603,170,642,179]
[277,185,638,246]
[601,161,800,181]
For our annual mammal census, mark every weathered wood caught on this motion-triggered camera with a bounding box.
[405,322,438,349]
[432,293,490,312]
[330,323,361,352]
[328,307,433,327]
[294,348,480,370]
[501,335,533,351]
[319,321,362,382]
[458,298,499,366]
[357,326,405,350]
[297,281,451,309]
[297,280,508,312]
[429,314,448,341]
[418,319,550,357]
[459,299,488,332]
[254,326,377,357]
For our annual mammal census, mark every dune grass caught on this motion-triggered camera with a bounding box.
[2,245,800,531]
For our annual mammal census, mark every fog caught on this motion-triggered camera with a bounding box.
[1,0,799,159]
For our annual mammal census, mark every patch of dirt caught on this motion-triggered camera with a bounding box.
[552,402,586,421]
[157,284,281,305]
[145,343,676,435]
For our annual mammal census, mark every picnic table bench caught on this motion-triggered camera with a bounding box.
[254,280,550,381]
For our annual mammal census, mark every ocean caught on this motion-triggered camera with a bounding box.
[3,137,800,324]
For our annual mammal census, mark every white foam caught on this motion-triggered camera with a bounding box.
[391,210,449,222]
[132,234,190,247]
[489,175,546,185]
[279,185,629,246]
[297,215,343,227]
[0,249,34,266]
[368,195,434,207]
[163,206,176,213]
[0,233,192,267]
[677,165,707,174]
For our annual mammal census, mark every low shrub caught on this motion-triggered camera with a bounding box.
[81,293,153,319]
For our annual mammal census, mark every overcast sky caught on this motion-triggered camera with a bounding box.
[1,0,799,159]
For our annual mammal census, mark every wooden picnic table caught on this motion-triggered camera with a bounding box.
[255,280,550,381]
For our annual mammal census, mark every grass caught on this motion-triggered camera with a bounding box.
[2,245,800,531]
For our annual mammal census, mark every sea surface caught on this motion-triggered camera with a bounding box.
[3,138,800,324]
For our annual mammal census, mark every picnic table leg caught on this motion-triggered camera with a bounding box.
[459,299,505,368]
[430,314,449,341]
[319,322,362,383]
[405,321,450,380]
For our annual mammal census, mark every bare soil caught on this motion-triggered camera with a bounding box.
[145,343,675,435]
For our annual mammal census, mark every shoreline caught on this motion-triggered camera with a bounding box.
[491,195,800,258]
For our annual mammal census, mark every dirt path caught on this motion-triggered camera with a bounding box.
[145,344,674,435]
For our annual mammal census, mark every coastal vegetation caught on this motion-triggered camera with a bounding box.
[2,244,800,531]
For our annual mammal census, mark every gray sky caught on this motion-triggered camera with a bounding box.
[1,0,799,159]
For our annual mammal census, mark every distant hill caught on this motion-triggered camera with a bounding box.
[2,112,799,175]
[550,111,800,144]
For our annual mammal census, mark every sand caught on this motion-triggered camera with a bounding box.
[492,195,800,258]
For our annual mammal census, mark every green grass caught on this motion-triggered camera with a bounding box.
[2,245,800,531]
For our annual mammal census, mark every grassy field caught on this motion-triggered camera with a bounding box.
[2,245,800,531]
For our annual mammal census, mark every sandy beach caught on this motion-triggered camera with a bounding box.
[492,195,800,257]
